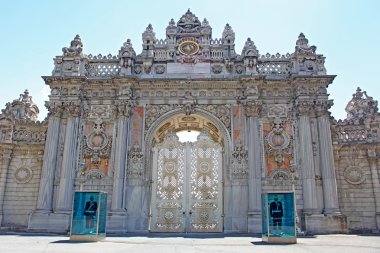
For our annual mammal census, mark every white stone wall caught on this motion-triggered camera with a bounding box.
[335,147,378,232]
[2,148,43,227]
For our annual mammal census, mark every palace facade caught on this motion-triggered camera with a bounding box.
[0,10,379,234]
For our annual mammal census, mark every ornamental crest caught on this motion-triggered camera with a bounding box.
[81,119,112,178]
[263,118,294,177]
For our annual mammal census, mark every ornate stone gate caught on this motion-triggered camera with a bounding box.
[150,129,223,232]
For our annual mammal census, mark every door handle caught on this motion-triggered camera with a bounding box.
[189,210,192,215]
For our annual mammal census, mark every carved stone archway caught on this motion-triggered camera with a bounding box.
[144,108,232,232]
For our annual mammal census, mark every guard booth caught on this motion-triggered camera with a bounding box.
[261,192,297,244]
[70,191,107,241]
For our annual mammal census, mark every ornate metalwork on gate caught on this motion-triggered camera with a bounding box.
[150,129,223,232]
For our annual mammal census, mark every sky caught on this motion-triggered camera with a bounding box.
[0,0,379,121]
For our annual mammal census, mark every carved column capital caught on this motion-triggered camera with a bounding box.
[315,100,333,117]
[45,102,64,117]
[295,100,315,116]
[243,100,262,118]
[117,100,136,118]
[62,102,81,117]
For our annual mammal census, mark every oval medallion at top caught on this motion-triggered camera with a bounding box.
[178,40,199,56]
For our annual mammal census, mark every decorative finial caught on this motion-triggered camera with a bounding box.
[62,34,83,57]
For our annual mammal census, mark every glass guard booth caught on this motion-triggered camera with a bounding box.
[261,192,297,244]
[70,191,107,241]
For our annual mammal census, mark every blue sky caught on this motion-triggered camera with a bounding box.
[0,0,379,120]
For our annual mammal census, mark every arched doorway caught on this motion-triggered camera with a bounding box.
[148,113,226,233]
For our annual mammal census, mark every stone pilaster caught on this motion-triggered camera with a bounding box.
[316,110,340,215]
[28,104,64,231]
[35,104,62,213]
[55,104,81,214]
[108,102,133,232]
[303,101,347,234]
[243,101,262,233]
[0,147,13,225]
[368,148,380,231]
[296,101,319,215]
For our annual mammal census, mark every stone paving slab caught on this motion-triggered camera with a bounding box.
[0,233,379,253]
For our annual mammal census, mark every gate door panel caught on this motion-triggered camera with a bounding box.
[150,130,223,232]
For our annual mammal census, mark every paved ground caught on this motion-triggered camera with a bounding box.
[0,233,379,253]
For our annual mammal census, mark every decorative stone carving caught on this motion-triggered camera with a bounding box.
[243,100,262,118]
[294,33,316,55]
[200,18,212,37]
[267,105,288,118]
[212,64,223,74]
[223,23,235,44]
[345,87,378,120]
[166,18,177,39]
[295,100,315,116]
[63,102,81,117]
[315,100,333,116]
[241,38,258,71]
[87,105,112,120]
[264,119,294,177]
[225,61,233,73]
[45,101,63,117]
[291,33,326,75]
[14,167,33,184]
[199,105,231,131]
[270,169,291,180]
[127,143,144,179]
[235,64,244,74]
[12,127,46,144]
[344,166,366,185]
[0,120,13,144]
[143,63,152,74]
[145,105,174,131]
[117,99,136,118]
[119,39,136,69]
[134,65,142,74]
[1,90,39,122]
[155,65,166,74]
[229,142,248,180]
[82,119,112,178]
[183,102,196,116]
[177,9,201,34]
[62,35,83,57]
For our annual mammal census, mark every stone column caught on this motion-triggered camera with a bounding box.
[316,111,340,214]
[0,147,13,225]
[34,104,62,213]
[296,102,318,214]
[111,103,133,213]
[244,101,262,233]
[368,149,380,230]
[56,103,81,213]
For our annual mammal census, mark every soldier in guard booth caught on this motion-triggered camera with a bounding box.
[270,197,283,235]
[84,195,98,233]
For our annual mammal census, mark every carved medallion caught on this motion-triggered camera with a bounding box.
[178,40,199,56]
[212,64,223,74]
[14,167,33,184]
[344,167,366,185]
[155,65,166,74]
